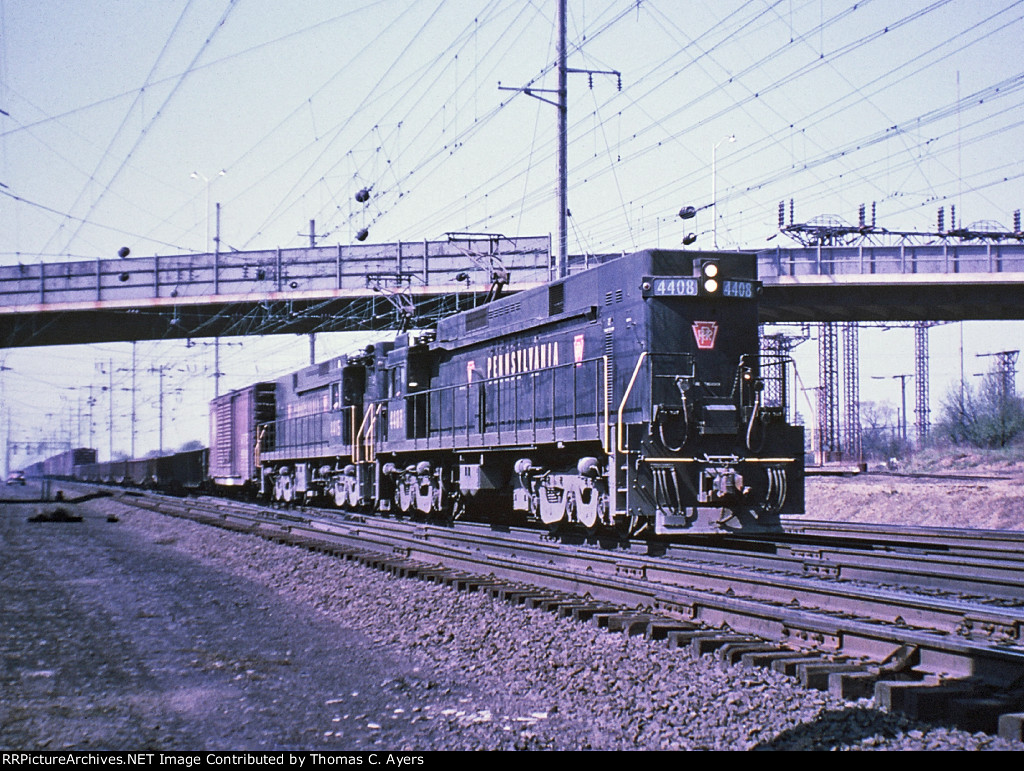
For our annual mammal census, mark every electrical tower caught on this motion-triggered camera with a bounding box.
[842,322,861,461]
[914,322,931,442]
[819,322,841,460]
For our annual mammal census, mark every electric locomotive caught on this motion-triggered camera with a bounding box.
[213,248,803,535]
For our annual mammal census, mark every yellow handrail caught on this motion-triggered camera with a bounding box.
[617,351,647,454]
[355,403,382,463]
[354,405,374,463]
[601,354,610,455]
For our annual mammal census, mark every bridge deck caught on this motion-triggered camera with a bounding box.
[2,240,1023,347]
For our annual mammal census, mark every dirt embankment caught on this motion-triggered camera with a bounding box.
[805,462,1024,530]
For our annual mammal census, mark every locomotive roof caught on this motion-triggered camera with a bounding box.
[434,248,755,348]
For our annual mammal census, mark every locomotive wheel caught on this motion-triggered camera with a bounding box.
[574,491,600,531]
[280,474,294,504]
[538,486,566,528]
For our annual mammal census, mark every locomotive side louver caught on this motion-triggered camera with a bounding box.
[549,283,565,315]
[465,307,488,332]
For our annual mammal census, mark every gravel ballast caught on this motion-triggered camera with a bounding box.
[2,489,1022,751]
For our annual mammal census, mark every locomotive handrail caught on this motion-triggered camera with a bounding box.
[617,351,648,454]
[601,354,610,455]
[355,403,381,463]
[376,356,608,452]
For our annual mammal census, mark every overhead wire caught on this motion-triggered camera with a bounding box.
[41,0,230,259]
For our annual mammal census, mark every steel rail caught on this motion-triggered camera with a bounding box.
[101,490,1024,688]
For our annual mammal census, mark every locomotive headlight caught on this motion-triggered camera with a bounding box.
[700,260,720,294]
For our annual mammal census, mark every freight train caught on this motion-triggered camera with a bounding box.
[41,249,805,536]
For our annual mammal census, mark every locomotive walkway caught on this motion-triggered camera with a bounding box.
[2,240,1023,347]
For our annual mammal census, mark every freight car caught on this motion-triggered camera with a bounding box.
[23,448,97,479]
[74,449,206,494]
[213,249,804,535]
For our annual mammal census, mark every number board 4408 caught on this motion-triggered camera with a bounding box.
[645,277,698,296]
[641,277,757,298]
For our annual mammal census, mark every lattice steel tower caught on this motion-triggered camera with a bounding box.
[914,322,931,442]
[819,322,841,460]
[842,322,861,461]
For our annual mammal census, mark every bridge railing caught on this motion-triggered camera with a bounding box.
[0,236,551,309]
[757,243,1024,278]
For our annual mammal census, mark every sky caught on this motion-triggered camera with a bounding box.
[1,0,1023,466]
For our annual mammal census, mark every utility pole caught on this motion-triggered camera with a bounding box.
[556,0,568,279]
[130,343,137,457]
[150,364,169,455]
[108,358,114,460]
[215,202,223,397]
[86,383,96,449]
[873,374,913,443]
[1,360,10,477]
[712,135,736,249]
[307,219,318,364]
[499,0,619,279]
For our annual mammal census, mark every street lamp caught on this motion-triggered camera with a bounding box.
[712,134,736,249]
[190,169,226,253]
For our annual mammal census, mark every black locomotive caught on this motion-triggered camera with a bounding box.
[212,249,804,535]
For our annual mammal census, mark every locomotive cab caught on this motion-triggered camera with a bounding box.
[624,251,803,534]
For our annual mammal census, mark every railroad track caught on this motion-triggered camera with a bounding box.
[41,483,1024,739]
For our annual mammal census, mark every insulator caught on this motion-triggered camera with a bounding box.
[789,198,795,226]
[678,205,696,220]
[355,188,370,203]
[937,207,945,233]
[871,201,877,227]
[1014,209,1021,233]
[950,204,956,230]
[858,203,866,228]
[778,201,785,229]
[356,228,369,241]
